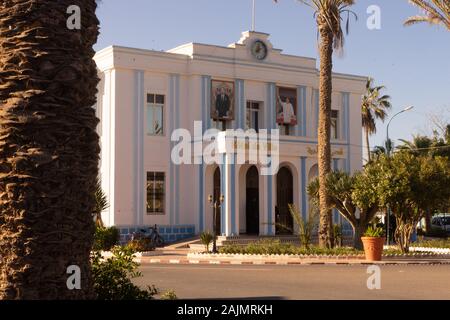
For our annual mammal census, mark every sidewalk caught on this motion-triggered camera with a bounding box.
[137,249,450,266]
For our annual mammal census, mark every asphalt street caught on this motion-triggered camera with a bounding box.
[134,264,450,300]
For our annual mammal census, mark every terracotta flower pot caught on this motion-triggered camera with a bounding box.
[361,237,385,261]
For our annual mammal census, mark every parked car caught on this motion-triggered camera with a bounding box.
[431,216,450,234]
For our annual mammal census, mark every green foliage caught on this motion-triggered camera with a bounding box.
[93,226,120,251]
[288,204,318,249]
[125,238,155,252]
[94,178,109,228]
[160,290,178,300]
[307,170,380,249]
[369,152,450,252]
[363,225,385,238]
[218,239,362,256]
[200,231,214,253]
[91,246,157,300]
[411,238,450,249]
[333,224,343,247]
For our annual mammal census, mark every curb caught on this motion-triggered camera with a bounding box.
[140,258,450,266]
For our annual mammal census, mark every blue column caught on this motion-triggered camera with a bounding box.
[267,172,273,235]
[266,83,276,130]
[300,157,307,221]
[198,163,204,232]
[332,158,340,224]
[235,79,245,129]
[220,154,226,236]
[342,92,351,172]
[230,154,236,234]
[201,76,211,132]
[296,86,307,137]
[314,89,319,138]
[133,70,145,226]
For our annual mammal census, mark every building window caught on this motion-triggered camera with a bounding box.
[331,110,339,139]
[146,172,165,215]
[147,94,164,136]
[246,101,260,132]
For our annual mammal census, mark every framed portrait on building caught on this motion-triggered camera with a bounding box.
[211,80,235,121]
[276,86,297,126]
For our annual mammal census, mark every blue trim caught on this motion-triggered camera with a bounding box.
[267,83,276,130]
[235,79,245,129]
[175,75,180,225]
[169,75,175,225]
[342,92,351,172]
[201,76,211,132]
[133,70,145,226]
[220,154,226,235]
[314,89,319,138]
[267,163,273,235]
[302,87,307,136]
[332,159,339,223]
[230,154,236,234]
[300,157,307,221]
[198,163,204,232]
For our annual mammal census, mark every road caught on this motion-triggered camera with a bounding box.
[135,264,450,300]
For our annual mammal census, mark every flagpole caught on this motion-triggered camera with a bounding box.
[252,0,256,31]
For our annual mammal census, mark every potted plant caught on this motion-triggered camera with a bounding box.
[361,226,385,261]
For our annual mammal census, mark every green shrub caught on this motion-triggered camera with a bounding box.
[93,226,120,251]
[160,290,178,300]
[363,225,385,238]
[288,204,318,249]
[91,246,157,300]
[125,238,155,252]
[200,231,214,253]
[411,238,450,248]
[334,224,343,247]
[218,239,362,256]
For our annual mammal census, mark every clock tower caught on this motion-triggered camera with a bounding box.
[228,30,280,62]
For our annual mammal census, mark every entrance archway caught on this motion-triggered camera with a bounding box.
[245,166,259,235]
[276,166,294,235]
[213,167,221,235]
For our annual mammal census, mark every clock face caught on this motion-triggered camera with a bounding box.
[251,40,268,60]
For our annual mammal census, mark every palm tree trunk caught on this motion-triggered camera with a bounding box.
[365,127,371,162]
[317,26,334,249]
[0,0,100,299]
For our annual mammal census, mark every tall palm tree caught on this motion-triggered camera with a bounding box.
[404,0,450,30]
[361,78,392,162]
[397,135,433,156]
[296,0,357,248]
[0,1,100,299]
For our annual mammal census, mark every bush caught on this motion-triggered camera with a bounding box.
[160,290,178,300]
[93,226,120,251]
[200,231,214,252]
[411,238,450,249]
[91,246,157,300]
[218,239,362,256]
[125,238,155,252]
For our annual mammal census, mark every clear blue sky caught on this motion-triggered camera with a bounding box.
[95,0,450,149]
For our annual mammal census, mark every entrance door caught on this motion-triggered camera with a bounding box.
[213,167,221,235]
[246,166,259,235]
[276,167,293,235]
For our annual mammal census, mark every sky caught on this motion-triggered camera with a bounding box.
[95,0,450,149]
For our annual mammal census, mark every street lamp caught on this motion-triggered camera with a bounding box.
[385,105,414,245]
[386,106,414,156]
[208,194,224,253]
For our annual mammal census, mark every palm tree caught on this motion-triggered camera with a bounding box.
[397,135,433,156]
[361,78,392,162]
[297,0,357,248]
[0,1,100,299]
[94,179,109,228]
[404,0,450,30]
